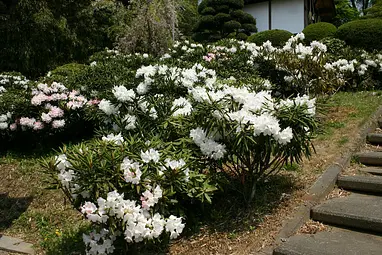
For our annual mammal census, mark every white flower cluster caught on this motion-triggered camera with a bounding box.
[0,86,6,94]
[121,157,142,184]
[135,63,217,94]
[171,97,193,116]
[102,133,124,145]
[98,99,119,115]
[172,40,204,55]
[83,228,117,255]
[161,158,190,181]
[0,112,11,130]
[324,59,356,73]
[80,190,185,247]
[189,85,300,145]
[112,85,135,102]
[56,154,89,199]
[190,128,226,160]
[278,95,316,116]
[0,74,29,88]
[140,148,160,163]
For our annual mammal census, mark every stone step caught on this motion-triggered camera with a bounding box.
[0,235,34,254]
[367,133,382,145]
[355,152,382,166]
[360,167,382,175]
[337,175,382,193]
[273,228,382,255]
[311,193,382,233]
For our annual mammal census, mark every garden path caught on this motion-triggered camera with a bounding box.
[273,120,382,255]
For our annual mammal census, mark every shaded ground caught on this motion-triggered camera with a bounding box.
[0,91,381,255]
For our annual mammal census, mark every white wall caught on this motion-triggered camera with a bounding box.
[271,0,305,33]
[243,2,269,32]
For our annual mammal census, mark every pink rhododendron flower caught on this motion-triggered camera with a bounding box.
[33,121,44,130]
[9,123,17,131]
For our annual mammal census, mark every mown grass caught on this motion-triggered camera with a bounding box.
[317,91,382,140]
[0,91,381,254]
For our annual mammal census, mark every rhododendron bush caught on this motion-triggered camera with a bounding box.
[5,32,382,254]
[0,73,92,148]
[41,51,317,253]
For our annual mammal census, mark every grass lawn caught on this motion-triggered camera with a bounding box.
[1,91,381,255]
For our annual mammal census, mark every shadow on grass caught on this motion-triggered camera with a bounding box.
[0,193,33,231]
[183,173,299,236]
[0,122,96,159]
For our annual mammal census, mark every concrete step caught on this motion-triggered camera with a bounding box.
[360,167,382,176]
[273,228,382,255]
[0,235,34,254]
[311,193,382,233]
[367,133,382,145]
[337,175,382,193]
[356,152,382,166]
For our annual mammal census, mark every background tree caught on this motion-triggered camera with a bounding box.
[0,0,130,78]
[350,0,376,14]
[364,0,382,17]
[178,0,199,37]
[193,0,257,42]
[118,0,179,56]
[332,0,360,27]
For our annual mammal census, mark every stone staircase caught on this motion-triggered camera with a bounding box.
[273,123,382,255]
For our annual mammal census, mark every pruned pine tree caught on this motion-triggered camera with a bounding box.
[193,0,257,42]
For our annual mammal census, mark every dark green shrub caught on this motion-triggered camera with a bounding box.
[46,63,89,86]
[247,29,293,46]
[336,19,382,51]
[193,0,257,42]
[302,22,337,43]
[319,37,346,55]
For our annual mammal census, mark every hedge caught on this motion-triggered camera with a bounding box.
[247,29,293,46]
[336,19,382,51]
[302,22,337,43]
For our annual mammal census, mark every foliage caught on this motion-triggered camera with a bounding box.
[3,31,382,253]
[302,22,337,43]
[336,18,382,51]
[0,0,130,78]
[193,0,257,42]
[319,38,346,55]
[118,0,178,56]
[349,0,376,14]
[247,29,293,47]
[178,0,199,37]
[332,0,359,27]
[42,136,216,253]
[364,0,382,18]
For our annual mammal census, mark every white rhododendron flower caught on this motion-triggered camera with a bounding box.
[123,114,137,130]
[113,86,135,102]
[172,97,193,116]
[190,128,227,160]
[121,157,142,184]
[165,215,185,239]
[98,99,119,115]
[102,133,124,145]
[140,148,160,163]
